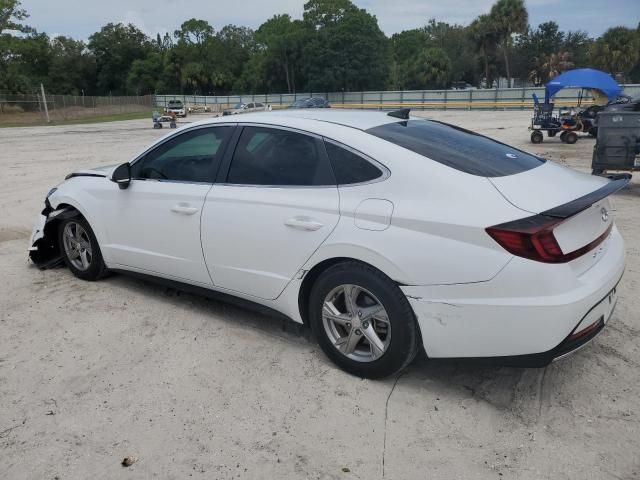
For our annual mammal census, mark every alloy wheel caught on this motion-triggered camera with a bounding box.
[62,221,93,271]
[322,284,391,362]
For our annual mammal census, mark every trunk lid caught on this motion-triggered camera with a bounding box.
[488,162,609,214]
[488,162,628,271]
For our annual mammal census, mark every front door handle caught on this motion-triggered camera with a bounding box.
[284,216,324,231]
[171,203,199,215]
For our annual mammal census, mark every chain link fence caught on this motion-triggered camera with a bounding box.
[0,93,154,126]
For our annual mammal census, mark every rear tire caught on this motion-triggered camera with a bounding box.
[308,261,419,379]
[565,131,578,144]
[530,131,543,144]
[58,216,108,281]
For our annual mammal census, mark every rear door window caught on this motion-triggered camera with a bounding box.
[366,120,545,177]
[227,126,334,186]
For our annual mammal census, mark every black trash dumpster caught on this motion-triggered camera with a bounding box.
[592,111,640,175]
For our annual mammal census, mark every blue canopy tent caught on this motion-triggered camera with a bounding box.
[544,68,622,103]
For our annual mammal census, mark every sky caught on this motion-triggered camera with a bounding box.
[19,0,640,40]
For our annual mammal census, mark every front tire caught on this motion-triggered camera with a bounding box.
[59,216,108,281]
[309,262,419,379]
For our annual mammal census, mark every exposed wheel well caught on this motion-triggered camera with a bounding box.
[297,257,396,325]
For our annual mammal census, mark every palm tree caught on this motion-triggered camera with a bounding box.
[489,0,528,87]
[529,51,574,84]
[469,14,497,87]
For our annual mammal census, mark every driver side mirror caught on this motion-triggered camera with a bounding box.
[111,162,131,190]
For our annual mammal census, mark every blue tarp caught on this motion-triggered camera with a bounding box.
[544,68,621,103]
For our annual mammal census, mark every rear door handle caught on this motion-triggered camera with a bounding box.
[171,203,199,215]
[284,216,324,231]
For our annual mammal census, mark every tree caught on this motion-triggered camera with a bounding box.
[423,20,475,85]
[88,23,151,94]
[48,36,96,94]
[489,0,528,87]
[174,18,214,46]
[127,52,163,94]
[404,47,451,89]
[469,15,498,87]
[529,51,573,84]
[255,15,304,93]
[303,0,355,29]
[302,0,389,92]
[590,26,639,81]
[0,0,30,34]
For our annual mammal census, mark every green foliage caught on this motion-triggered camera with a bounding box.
[0,0,30,33]
[590,26,640,81]
[0,0,637,96]
[88,23,152,94]
[302,2,389,92]
[490,0,528,86]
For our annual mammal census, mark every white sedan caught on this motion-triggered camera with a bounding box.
[29,110,627,378]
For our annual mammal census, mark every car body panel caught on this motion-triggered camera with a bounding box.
[201,184,340,299]
[403,226,624,357]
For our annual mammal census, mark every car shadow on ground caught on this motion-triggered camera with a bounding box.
[106,270,555,416]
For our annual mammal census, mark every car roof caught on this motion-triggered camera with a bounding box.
[198,109,402,131]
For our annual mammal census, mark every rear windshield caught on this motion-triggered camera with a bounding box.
[366,120,545,177]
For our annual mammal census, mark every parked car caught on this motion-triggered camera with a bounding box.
[165,100,187,118]
[29,110,626,378]
[288,97,331,108]
[450,81,477,90]
[223,102,269,116]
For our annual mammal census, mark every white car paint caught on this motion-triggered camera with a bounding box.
[30,110,626,364]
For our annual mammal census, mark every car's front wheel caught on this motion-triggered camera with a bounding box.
[309,262,419,379]
[59,216,108,281]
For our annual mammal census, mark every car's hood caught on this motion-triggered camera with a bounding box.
[65,163,119,179]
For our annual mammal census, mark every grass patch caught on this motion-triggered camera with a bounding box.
[0,110,152,128]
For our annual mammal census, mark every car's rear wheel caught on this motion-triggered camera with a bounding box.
[59,216,108,281]
[309,262,419,379]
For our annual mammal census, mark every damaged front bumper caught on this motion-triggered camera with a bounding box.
[28,199,78,269]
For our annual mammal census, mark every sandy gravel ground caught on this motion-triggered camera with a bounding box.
[1,111,639,480]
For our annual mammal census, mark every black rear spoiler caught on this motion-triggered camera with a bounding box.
[542,174,631,219]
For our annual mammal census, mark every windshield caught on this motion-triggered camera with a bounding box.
[233,103,245,109]
[168,101,182,107]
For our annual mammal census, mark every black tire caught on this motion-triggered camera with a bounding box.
[588,127,598,137]
[565,131,578,144]
[559,131,567,142]
[308,261,419,379]
[58,216,108,281]
[530,131,543,144]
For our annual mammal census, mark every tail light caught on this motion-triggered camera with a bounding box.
[486,214,612,264]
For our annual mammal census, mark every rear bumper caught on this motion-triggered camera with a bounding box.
[402,226,625,362]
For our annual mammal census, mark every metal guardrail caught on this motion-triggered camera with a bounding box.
[156,85,640,111]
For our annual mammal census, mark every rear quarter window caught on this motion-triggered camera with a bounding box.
[324,141,384,185]
[366,120,545,177]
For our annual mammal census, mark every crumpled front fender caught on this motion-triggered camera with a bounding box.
[28,200,80,268]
